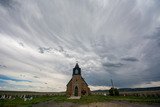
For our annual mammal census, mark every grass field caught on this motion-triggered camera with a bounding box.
[0,95,160,107]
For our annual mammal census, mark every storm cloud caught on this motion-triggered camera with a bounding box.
[0,0,160,92]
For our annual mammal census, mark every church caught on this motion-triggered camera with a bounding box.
[66,63,91,97]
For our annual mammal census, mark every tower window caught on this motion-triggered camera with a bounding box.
[75,69,78,74]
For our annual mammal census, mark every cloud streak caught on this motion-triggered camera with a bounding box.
[0,74,31,82]
[121,57,139,62]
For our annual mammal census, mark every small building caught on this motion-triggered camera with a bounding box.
[66,63,90,97]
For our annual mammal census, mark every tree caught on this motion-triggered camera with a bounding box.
[109,88,119,96]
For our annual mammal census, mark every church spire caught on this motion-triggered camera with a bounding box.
[75,63,79,68]
[73,63,81,76]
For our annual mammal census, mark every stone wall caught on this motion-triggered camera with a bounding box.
[66,75,90,96]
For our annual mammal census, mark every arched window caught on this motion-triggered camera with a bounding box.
[74,86,78,96]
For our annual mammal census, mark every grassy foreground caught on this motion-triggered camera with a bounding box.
[0,95,160,107]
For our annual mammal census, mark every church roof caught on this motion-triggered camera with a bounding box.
[66,77,88,86]
[66,78,72,86]
[81,77,88,86]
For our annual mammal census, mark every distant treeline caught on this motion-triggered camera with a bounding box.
[119,87,160,92]
[92,87,160,93]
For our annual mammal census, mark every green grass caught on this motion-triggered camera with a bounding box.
[0,96,57,107]
[0,95,160,107]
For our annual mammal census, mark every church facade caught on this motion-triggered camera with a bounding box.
[66,63,91,97]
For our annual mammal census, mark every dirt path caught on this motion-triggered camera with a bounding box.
[32,101,160,107]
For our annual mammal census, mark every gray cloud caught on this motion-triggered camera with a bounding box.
[0,0,12,7]
[33,76,39,78]
[0,64,7,68]
[0,0,160,91]
[121,57,139,62]
[38,47,52,54]
[103,62,123,68]
[19,42,24,47]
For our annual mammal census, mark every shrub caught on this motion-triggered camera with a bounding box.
[109,88,119,96]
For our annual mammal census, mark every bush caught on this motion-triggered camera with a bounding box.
[109,88,119,96]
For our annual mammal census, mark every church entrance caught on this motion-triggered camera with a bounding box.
[74,86,78,96]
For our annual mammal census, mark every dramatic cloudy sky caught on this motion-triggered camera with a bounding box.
[0,0,160,92]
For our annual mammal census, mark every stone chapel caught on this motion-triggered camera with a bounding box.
[66,63,91,97]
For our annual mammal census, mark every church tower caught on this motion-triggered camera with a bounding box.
[73,63,81,75]
[66,63,90,97]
